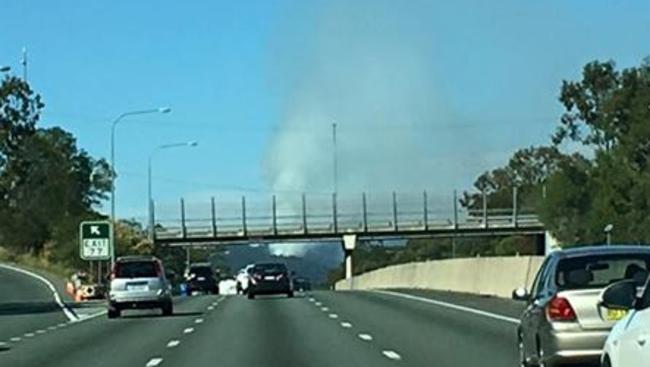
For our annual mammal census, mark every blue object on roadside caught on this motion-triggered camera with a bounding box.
[180,283,188,296]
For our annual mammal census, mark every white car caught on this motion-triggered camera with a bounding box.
[600,276,650,367]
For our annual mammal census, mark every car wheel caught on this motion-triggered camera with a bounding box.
[107,308,120,319]
[248,292,255,299]
[287,291,294,298]
[162,301,173,316]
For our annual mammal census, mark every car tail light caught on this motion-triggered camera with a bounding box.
[546,296,577,322]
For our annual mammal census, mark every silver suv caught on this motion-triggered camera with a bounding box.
[107,256,173,318]
[513,246,650,367]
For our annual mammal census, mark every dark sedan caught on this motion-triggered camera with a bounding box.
[247,263,294,299]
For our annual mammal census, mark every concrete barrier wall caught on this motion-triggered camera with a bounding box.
[335,256,544,298]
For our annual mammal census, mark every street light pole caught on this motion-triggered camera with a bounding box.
[332,122,338,194]
[109,107,170,267]
[604,224,613,245]
[147,141,198,240]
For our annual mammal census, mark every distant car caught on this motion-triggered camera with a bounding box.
[247,263,294,299]
[600,275,650,367]
[185,263,219,295]
[236,264,254,294]
[513,245,650,367]
[107,256,173,318]
[293,277,311,292]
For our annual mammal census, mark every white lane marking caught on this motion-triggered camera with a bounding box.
[57,323,67,327]
[358,333,373,341]
[315,302,322,306]
[328,313,339,319]
[183,328,194,334]
[145,357,164,367]
[321,307,329,312]
[36,329,46,334]
[382,350,402,360]
[10,337,21,342]
[0,264,77,321]
[166,340,180,348]
[340,322,353,328]
[309,298,315,302]
[0,342,7,348]
[207,306,214,310]
[76,310,107,322]
[195,318,204,324]
[374,290,520,325]
[47,326,57,331]
[24,333,34,338]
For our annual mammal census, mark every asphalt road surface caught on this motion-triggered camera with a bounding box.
[0,283,531,367]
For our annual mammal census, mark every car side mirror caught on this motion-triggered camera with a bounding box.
[601,280,637,310]
[512,287,530,301]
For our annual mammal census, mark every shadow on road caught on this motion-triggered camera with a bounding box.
[0,301,61,316]
[119,311,203,319]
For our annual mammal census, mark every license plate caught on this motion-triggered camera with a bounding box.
[197,277,206,281]
[127,284,148,291]
[606,308,628,321]
[264,276,275,281]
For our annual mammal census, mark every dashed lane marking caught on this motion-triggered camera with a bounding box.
[382,350,402,360]
[166,340,180,348]
[207,306,214,310]
[183,328,194,334]
[315,302,322,306]
[36,330,46,334]
[329,313,339,319]
[321,307,329,312]
[9,337,21,342]
[24,333,34,338]
[195,318,204,324]
[340,322,352,328]
[358,333,373,341]
[145,357,164,367]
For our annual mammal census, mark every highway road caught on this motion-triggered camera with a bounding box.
[0,278,528,367]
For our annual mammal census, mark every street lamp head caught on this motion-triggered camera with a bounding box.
[604,224,614,233]
[187,141,198,147]
[0,66,10,73]
[158,107,172,114]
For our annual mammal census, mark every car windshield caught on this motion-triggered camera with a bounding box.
[115,261,157,278]
[556,254,650,290]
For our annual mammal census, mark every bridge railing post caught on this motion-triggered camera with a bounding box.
[211,196,217,238]
[272,195,277,235]
[332,193,338,234]
[513,186,518,228]
[362,192,368,233]
[392,191,398,231]
[180,198,187,239]
[302,193,308,234]
[242,196,247,237]
[482,190,488,229]
[423,190,429,231]
[453,190,459,230]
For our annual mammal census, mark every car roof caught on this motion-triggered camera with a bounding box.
[552,245,650,259]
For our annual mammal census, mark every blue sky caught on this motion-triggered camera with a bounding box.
[1,0,649,221]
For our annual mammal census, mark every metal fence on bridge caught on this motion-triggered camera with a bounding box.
[152,189,543,244]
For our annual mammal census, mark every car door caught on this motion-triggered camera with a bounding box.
[618,284,650,367]
[522,257,553,360]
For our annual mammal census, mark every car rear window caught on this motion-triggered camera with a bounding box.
[190,266,213,277]
[115,261,157,278]
[556,254,650,290]
[253,263,287,274]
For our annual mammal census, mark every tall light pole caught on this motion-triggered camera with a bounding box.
[110,107,171,267]
[332,122,338,194]
[148,141,198,240]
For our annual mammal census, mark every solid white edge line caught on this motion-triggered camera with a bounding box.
[0,263,77,321]
[382,350,402,360]
[145,357,164,367]
[373,290,520,325]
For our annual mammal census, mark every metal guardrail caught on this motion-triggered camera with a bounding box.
[152,190,545,244]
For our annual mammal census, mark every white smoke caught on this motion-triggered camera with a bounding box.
[268,243,312,257]
[264,1,484,196]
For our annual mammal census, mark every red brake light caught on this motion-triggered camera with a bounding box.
[546,296,576,322]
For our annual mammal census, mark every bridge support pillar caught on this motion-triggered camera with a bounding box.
[342,234,357,280]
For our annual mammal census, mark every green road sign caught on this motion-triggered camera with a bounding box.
[79,221,112,260]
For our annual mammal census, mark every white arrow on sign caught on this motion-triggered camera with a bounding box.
[90,226,101,235]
